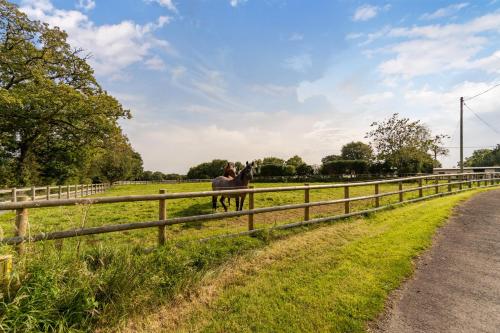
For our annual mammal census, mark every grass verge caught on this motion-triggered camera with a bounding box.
[124,189,491,332]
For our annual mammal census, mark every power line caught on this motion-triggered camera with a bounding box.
[463,102,500,135]
[464,82,500,101]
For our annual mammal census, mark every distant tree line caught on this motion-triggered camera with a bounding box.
[464,145,500,167]
[185,114,450,179]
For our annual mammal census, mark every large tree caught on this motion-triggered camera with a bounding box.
[0,0,133,185]
[341,141,373,161]
[366,113,437,174]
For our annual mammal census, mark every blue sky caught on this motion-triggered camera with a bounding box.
[15,0,500,172]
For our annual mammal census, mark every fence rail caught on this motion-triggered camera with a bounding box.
[0,183,110,204]
[1,172,499,253]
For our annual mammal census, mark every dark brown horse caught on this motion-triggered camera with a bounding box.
[212,161,254,211]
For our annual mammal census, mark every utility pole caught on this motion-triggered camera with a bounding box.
[460,96,464,173]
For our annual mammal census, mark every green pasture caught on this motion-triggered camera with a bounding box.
[0,179,460,250]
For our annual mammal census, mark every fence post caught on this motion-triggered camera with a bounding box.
[15,196,29,255]
[484,175,488,187]
[466,174,471,188]
[374,183,379,208]
[249,185,255,230]
[344,186,350,214]
[46,185,50,200]
[304,183,310,221]
[31,186,35,201]
[399,181,404,202]
[74,185,77,198]
[158,189,167,246]
[447,176,452,192]
[491,174,495,186]
[66,185,70,199]
[459,175,463,190]
[0,254,12,285]
[80,185,84,197]
[11,188,16,203]
[58,185,62,199]
[434,176,439,194]
[86,184,89,196]
[418,178,423,197]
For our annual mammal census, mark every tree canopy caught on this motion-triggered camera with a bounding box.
[0,0,141,185]
[366,113,438,174]
[464,145,500,167]
[341,141,373,161]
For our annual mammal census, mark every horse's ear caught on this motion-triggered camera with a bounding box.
[246,161,249,166]
[251,161,255,166]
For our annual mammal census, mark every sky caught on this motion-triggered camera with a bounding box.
[13,0,500,173]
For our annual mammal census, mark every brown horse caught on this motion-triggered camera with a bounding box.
[222,162,237,206]
[212,161,254,211]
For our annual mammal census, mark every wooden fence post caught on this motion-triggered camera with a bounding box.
[459,175,463,190]
[74,185,77,198]
[0,255,12,285]
[418,179,423,197]
[158,189,167,246]
[249,185,255,230]
[15,196,29,255]
[31,186,35,201]
[399,181,404,202]
[66,185,70,199]
[374,183,379,208]
[467,174,471,188]
[11,188,16,203]
[304,183,310,221]
[58,185,62,199]
[344,186,350,214]
[434,176,439,194]
[86,184,89,196]
[447,176,452,192]
[491,174,495,186]
[46,185,50,200]
[81,185,84,197]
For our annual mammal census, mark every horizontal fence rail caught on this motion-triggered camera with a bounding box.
[0,183,110,204]
[0,172,499,253]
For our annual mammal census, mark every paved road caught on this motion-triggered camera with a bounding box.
[374,189,500,333]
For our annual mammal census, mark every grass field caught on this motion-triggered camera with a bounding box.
[0,181,493,332]
[0,180,457,248]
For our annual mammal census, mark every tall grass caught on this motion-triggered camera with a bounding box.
[0,236,266,332]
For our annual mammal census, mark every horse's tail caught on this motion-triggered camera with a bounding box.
[212,195,217,210]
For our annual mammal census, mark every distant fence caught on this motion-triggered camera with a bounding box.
[0,183,110,204]
[114,179,208,185]
[0,172,499,254]
[114,174,426,185]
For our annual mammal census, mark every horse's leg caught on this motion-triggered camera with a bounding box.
[235,196,240,211]
[239,194,246,211]
[228,197,231,207]
[212,195,217,211]
[220,196,227,212]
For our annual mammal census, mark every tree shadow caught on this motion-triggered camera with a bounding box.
[175,201,213,229]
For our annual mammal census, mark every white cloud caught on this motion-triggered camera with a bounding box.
[145,56,166,71]
[377,13,500,79]
[230,0,247,7]
[283,53,312,73]
[76,0,95,11]
[420,3,469,20]
[145,0,178,13]
[251,84,296,97]
[19,0,173,76]
[355,91,394,105]
[289,33,304,41]
[353,4,379,22]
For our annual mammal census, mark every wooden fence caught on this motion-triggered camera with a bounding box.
[0,173,499,254]
[0,183,110,204]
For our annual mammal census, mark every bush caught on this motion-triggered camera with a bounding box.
[320,160,368,176]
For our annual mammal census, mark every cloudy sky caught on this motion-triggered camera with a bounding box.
[14,0,500,172]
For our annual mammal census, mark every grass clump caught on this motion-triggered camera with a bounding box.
[0,236,263,332]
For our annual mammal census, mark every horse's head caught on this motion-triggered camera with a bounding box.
[241,161,255,181]
[224,162,236,178]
